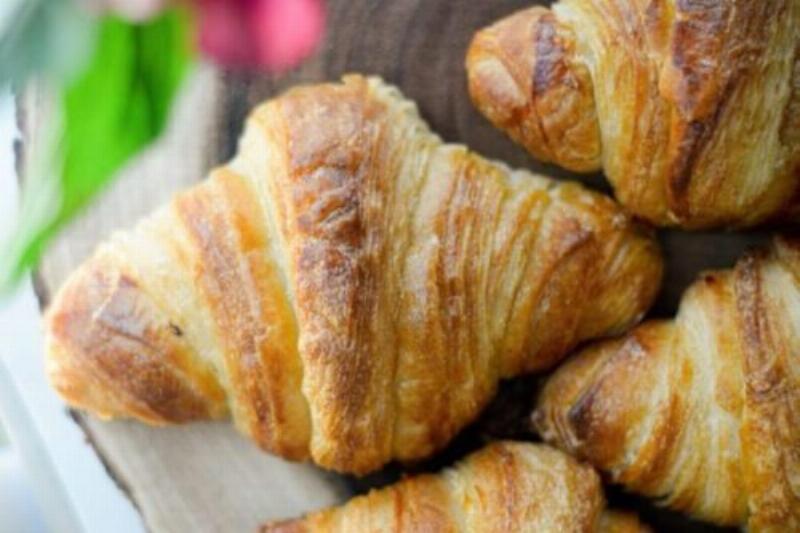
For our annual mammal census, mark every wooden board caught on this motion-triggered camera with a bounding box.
[25,1,769,531]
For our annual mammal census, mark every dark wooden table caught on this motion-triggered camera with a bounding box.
[27,1,763,530]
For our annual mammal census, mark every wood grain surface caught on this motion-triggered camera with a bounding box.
[25,1,770,531]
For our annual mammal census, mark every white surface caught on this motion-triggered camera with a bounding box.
[0,90,145,532]
[0,449,48,533]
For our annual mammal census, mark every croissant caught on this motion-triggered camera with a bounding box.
[534,235,800,530]
[466,2,800,228]
[261,442,651,533]
[44,75,662,475]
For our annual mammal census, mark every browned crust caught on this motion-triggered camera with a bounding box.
[466,6,602,173]
[264,80,395,471]
[662,1,772,219]
[535,235,800,529]
[467,1,800,228]
[43,75,662,475]
[175,170,310,460]
[46,261,227,424]
[260,442,608,532]
[735,239,800,531]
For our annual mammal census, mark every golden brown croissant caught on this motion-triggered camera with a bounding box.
[534,235,800,530]
[466,2,800,228]
[44,75,662,475]
[261,442,651,533]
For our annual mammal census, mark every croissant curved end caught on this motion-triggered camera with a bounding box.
[466,6,602,174]
[44,249,230,426]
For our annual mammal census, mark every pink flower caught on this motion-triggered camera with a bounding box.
[195,0,325,71]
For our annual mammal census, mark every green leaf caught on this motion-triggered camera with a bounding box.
[1,9,194,291]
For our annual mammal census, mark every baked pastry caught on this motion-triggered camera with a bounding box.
[534,235,800,530]
[466,2,800,228]
[44,75,662,475]
[261,442,651,533]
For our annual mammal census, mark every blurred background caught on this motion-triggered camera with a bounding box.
[0,88,48,533]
